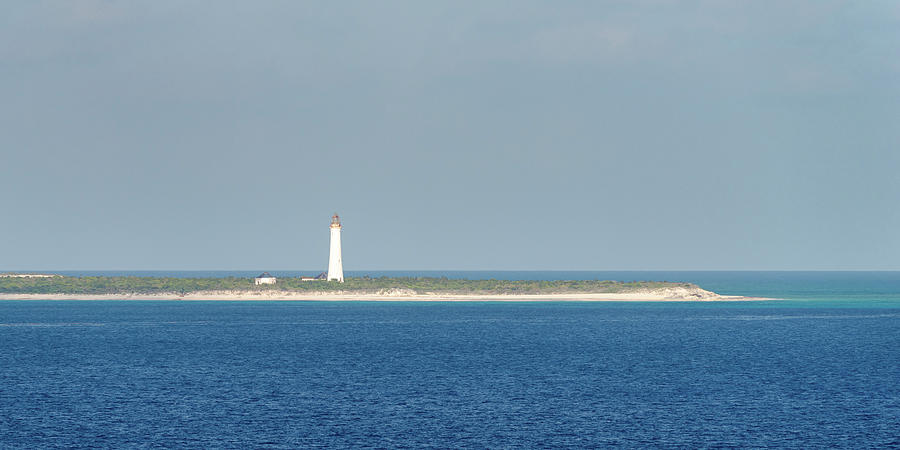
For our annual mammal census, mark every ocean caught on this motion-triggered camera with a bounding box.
[1,272,899,447]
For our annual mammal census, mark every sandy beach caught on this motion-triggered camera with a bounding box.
[0,290,770,302]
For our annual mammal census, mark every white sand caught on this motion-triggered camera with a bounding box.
[0,288,770,302]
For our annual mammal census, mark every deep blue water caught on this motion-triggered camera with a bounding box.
[2,273,900,447]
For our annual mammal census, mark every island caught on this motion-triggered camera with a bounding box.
[0,275,764,301]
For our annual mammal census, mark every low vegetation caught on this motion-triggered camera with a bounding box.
[0,276,695,295]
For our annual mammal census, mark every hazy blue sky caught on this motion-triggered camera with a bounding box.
[2,1,898,270]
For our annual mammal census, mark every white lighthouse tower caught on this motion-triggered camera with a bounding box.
[327,213,344,282]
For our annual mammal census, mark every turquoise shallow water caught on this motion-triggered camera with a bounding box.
[1,272,899,447]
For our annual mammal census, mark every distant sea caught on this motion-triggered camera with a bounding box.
[2,272,899,447]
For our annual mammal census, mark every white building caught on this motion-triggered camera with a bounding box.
[254,272,277,285]
[327,214,344,282]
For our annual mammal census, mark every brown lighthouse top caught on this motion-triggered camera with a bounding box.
[330,214,342,228]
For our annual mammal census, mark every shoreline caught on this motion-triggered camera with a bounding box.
[0,292,773,302]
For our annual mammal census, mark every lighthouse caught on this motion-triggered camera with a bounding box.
[327,214,344,282]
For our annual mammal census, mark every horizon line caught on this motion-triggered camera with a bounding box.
[4,269,900,273]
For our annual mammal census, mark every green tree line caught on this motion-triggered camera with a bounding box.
[0,276,696,295]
